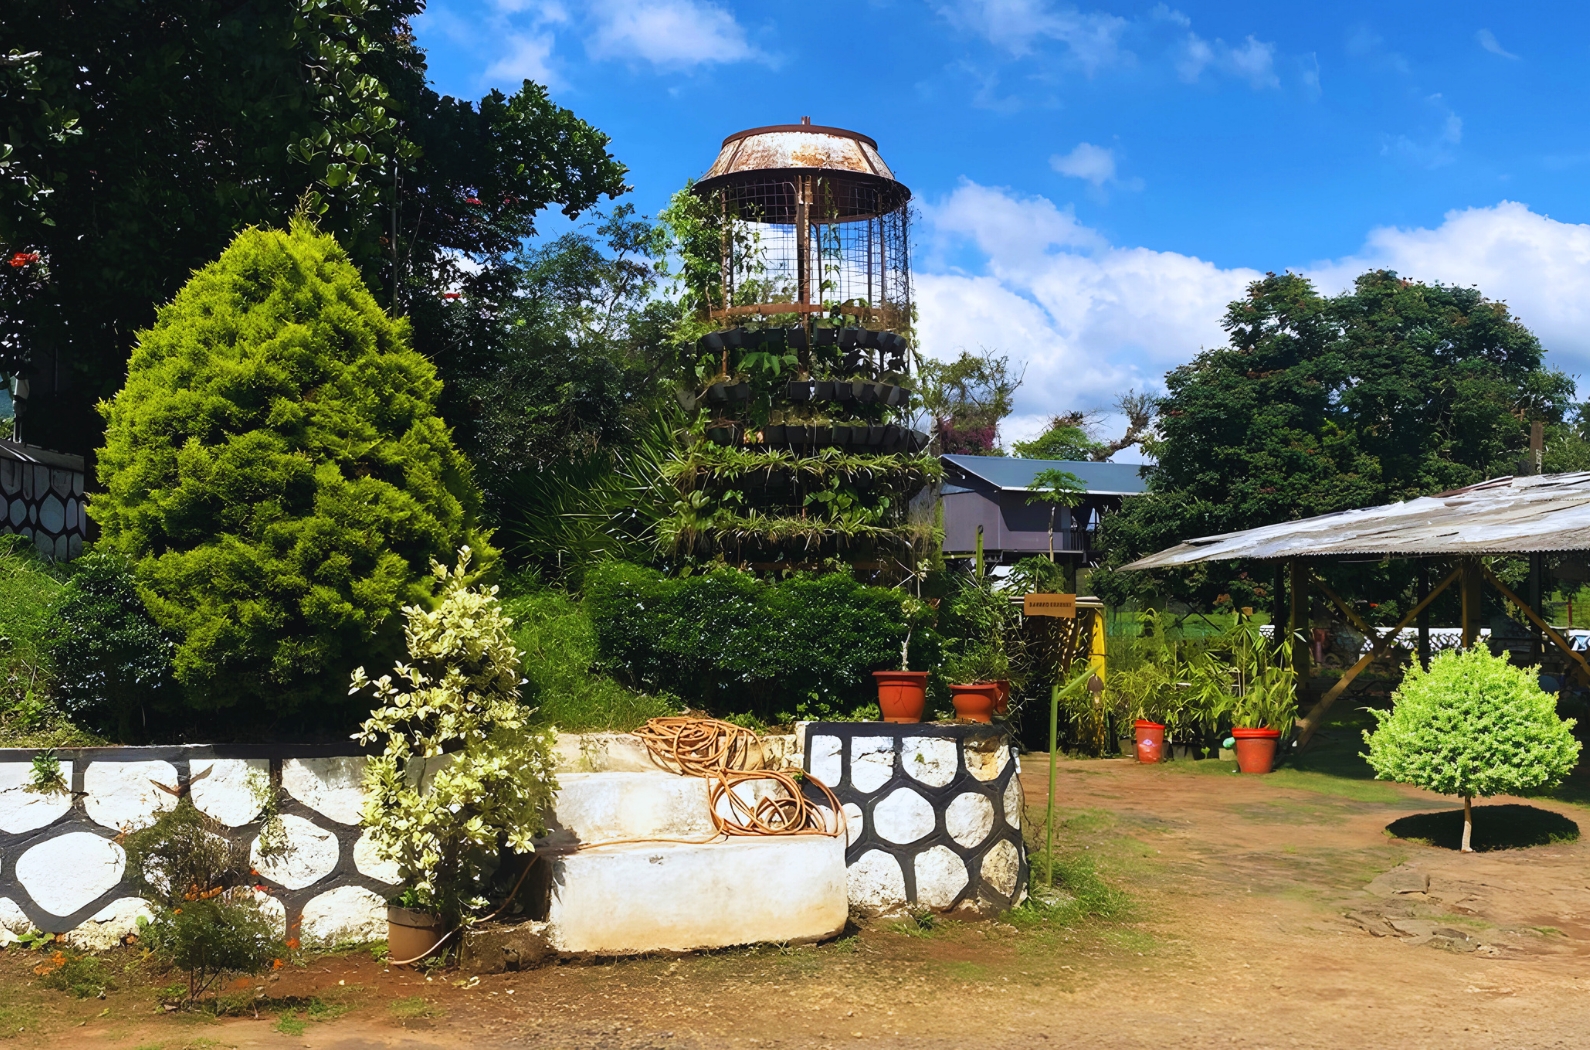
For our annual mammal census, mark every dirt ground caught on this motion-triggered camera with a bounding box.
[15,731,1590,1049]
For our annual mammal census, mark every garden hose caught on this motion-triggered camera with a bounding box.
[571,716,844,847]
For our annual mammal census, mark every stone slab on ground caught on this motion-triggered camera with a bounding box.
[459,921,555,974]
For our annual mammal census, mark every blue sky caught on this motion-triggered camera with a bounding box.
[415,1,1590,451]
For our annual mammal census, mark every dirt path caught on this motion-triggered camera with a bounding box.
[21,754,1590,1049]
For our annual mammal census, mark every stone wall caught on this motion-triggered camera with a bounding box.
[0,440,88,560]
[0,746,394,948]
[802,722,1028,916]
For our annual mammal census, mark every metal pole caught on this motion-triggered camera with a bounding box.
[1046,682,1059,890]
[1417,564,1430,670]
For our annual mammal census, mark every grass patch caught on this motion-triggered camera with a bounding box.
[1017,854,1132,927]
[500,587,677,732]
[34,951,115,999]
[888,909,946,939]
[388,996,441,1022]
[1386,803,1579,851]
[266,993,351,1034]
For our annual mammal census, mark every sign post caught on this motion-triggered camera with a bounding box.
[1024,592,1077,618]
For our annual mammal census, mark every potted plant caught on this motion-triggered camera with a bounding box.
[353,548,558,964]
[874,631,929,723]
[944,639,1009,723]
[1225,626,1296,774]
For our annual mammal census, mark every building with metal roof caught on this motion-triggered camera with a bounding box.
[940,454,1149,565]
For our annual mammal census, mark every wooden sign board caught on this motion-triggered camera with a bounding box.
[1023,593,1077,618]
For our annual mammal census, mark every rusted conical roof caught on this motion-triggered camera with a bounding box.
[694,118,910,223]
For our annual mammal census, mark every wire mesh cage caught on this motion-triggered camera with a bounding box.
[692,123,912,333]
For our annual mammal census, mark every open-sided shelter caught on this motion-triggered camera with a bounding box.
[1123,472,1590,747]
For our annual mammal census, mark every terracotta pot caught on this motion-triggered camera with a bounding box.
[949,682,1000,723]
[1134,719,1166,764]
[873,670,929,723]
[992,679,1011,715]
[1232,727,1281,774]
[387,906,447,965]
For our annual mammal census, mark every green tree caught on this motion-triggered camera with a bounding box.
[917,349,1022,455]
[1,1,626,455]
[1364,647,1580,852]
[1027,467,1086,562]
[1011,416,1103,460]
[1096,270,1575,608]
[94,217,490,718]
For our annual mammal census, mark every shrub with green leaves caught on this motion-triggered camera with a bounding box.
[47,550,175,739]
[93,218,491,716]
[141,896,281,1005]
[1364,646,1581,851]
[586,561,936,723]
[123,798,255,907]
[354,549,558,922]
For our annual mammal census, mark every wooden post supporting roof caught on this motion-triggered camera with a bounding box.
[1288,560,1309,697]
[1480,563,1590,685]
[1293,566,1459,750]
[1460,557,1483,649]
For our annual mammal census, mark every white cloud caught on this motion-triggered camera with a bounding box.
[1476,28,1519,60]
[585,0,759,69]
[918,189,1590,454]
[484,32,559,87]
[1051,142,1116,186]
[917,182,1257,448]
[1177,32,1278,88]
[1307,202,1590,380]
[933,0,1129,70]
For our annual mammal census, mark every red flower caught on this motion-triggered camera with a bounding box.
[8,251,39,268]
[442,292,462,300]
[464,197,482,206]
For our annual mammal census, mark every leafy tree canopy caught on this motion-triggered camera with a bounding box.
[94,218,490,718]
[1,0,627,454]
[1096,270,1576,607]
[918,349,1023,455]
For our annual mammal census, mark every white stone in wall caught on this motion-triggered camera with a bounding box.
[945,791,995,848]
[282,757,367,825]
[19,463,31,499]
[841,802,863,846]
[33,466,47,498]
[981,839,1020,898]
[300,885,386,946]
[847,848,908,916]
[68,533,82,558]
[84,760,179,831]
[0,897,30,939]
[807,734,842,787]
[353,829,401,884]
[902,736,958,788]
[1002,775,1024,829]
[50,469,70,498]
[39,493,64,533]
[0,760,73,833]
[850,736,895,793]
[914,845,969,909]
[54,535,68,560]
[190,758,268,827]
[965,738,1010,782]
[0,495,6,523]
[65,897,153,950]
[251,814,338,890]
[73,470,85,497]
[872,786,934,845]
[0,458,16,495]
[18,832,125,916]
[7,500,23,527]
[250,889,288,938]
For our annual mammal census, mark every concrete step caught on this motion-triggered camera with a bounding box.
[552,732,800,774]
[543,771,826,849]
[544,835,848,954]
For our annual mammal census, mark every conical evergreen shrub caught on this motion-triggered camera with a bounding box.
[95,218,491,716]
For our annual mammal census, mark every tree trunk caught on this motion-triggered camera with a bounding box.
[1461,795,1474,853]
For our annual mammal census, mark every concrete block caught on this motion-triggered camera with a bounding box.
[553,733,662,773]
[459,921,554,973]
[545,834,847,954]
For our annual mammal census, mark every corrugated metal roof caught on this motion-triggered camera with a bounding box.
[701,123,897,183]
[1123,472,1590,569]
[941,455,1150,496]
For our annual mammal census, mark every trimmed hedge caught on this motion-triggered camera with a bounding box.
[585,562,937,724]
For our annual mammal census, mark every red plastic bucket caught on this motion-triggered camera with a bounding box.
[1232,727,1281,774]
[1134,720,1166,764]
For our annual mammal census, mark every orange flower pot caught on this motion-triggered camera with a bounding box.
[1134,720,1166,764]
[1232,727,1281,774]
[993,679,1011,715]
[873,670,929,723]
[950,682,1000,723]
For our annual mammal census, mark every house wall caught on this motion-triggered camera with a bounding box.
[942,484,1093,556]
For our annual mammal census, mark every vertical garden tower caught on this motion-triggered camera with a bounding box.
[665,119,937,578]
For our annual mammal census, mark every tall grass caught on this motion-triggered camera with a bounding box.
[500,586,677,732]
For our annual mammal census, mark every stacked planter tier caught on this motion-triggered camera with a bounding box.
[802,722,1028,916]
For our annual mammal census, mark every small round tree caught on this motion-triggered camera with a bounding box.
[1364,646,1580,852]
[94,217,490,716]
